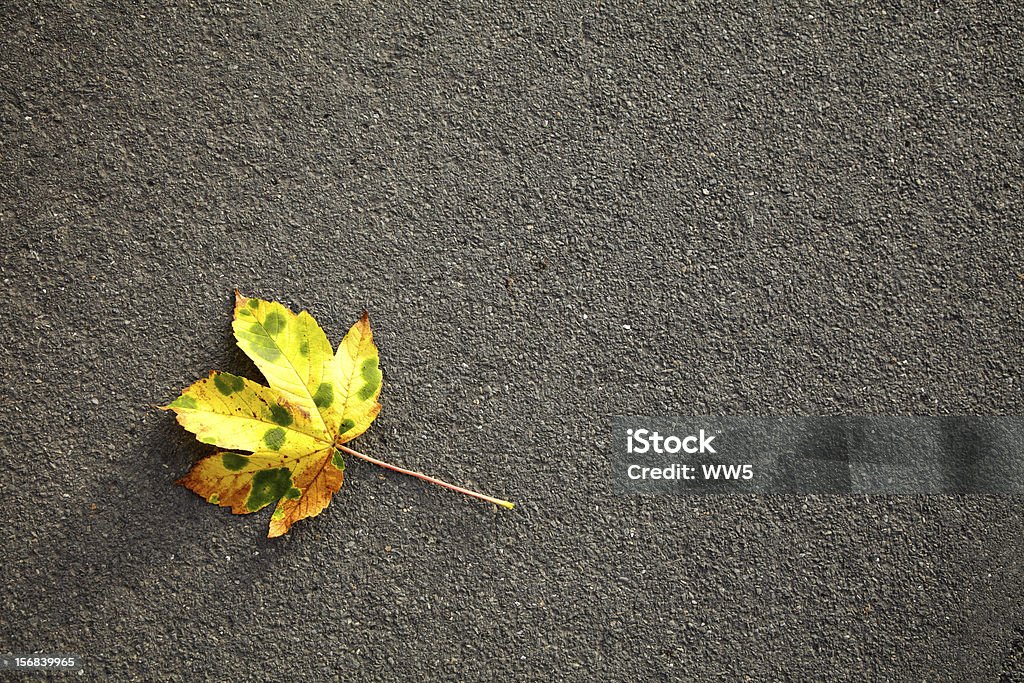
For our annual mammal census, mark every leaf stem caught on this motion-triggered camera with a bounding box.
[336,444,515,510]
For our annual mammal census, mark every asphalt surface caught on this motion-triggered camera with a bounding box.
[2,2,1022,681]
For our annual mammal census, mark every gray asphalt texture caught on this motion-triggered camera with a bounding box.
[2,2,1022,681]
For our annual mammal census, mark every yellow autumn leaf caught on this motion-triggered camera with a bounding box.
[165,294,382,537]
[165,292,513,538]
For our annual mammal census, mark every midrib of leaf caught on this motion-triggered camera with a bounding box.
[249,315,332,437]
[289,446,335,508]
[205,387,331,445]
[192,408,333,447]
[332,332,372,411]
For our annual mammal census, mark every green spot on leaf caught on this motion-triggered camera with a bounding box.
[170,395,198,410]
[263,312,286,336]
[285,487,302,500]
[222,453,249,471]
[254,343,282,361]
[299,340,309,357]
[338,419,356,434]
[268,404,293,427]
[214,373,245,396]
[313,382,333,409]
[209,493,220,504]
[246,468,292,511]
[248,298,259,310]
[263,427,286,451]
[357,358,382,400]
[331,450,345,470]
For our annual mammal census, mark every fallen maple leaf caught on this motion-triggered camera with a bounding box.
[164,292,514,537]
